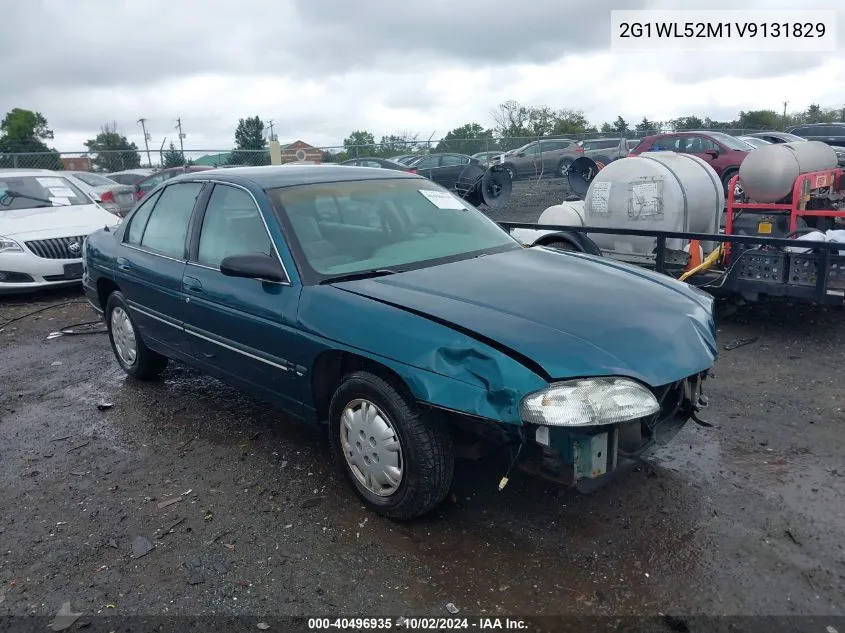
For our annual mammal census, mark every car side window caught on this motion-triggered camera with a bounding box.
[139,182,204,259]
[649,136,676,151]
[440,155,468,166]
[125,189,163,245]
[521,143,540,156]
[414,156,439,169]
[196,184,274,268]
[684,136,719,153]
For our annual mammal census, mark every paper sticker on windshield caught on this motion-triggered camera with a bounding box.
[48,187,74,198]
[418,189,466,210]
[50,197,71,206]
[36,177,65,189]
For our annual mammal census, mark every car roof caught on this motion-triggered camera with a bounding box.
[172,164,421,188]
[0,168,64,178]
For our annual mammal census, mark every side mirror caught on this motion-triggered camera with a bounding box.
[517,152,526,157]
[220,253,287,283]
[705,149,720,158]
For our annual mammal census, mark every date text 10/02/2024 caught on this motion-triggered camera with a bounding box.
[307,617,529,630]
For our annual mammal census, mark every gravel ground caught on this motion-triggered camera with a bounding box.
[1,191,844,630]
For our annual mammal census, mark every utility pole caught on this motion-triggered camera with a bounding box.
[137,118,152,167]
[267,120,276,142]
[782,101,789,129]
[175,118,186,159]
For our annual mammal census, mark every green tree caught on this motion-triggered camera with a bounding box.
[635,117,657,133]
[84,122,141,172]
[550,110,591,136]
[161,142,185,168]
[343,130,376,157]
[0,108,62,169]
[669,115,704,130]
[435,123,496,154]
[599,122,613,134]
[735,110,781,130]
[612,116,629,135]
[491,100,532,148]
[229,116,269,166]
[804,103,824,123]
[377,131,419,156]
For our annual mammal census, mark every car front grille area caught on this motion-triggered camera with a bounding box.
[24,236,86,260]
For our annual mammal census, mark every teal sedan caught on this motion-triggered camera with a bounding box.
[82,165,717,519]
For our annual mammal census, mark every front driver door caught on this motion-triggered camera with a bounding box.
[181,182,305,415]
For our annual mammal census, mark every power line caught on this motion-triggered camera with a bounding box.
[137,118,152,167]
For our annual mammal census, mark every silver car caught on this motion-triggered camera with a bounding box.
[64,172,136,217]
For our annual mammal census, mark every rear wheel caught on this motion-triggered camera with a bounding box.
[328,371,454,520]
[721,169,739,197]
[557,158,573,177]
[105,291,168,380]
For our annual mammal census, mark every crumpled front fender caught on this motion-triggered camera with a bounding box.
[298,286,548,424]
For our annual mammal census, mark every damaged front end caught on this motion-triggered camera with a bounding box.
[514,371,711,491]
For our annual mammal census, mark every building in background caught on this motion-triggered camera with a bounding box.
[61,156,93,171]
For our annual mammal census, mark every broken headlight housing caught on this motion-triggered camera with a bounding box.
[520,377,660,427]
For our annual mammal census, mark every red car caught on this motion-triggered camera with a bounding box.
[629,131,752,194]
[134,166,213,201]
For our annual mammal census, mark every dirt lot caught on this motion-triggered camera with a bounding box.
[1,181,843,630]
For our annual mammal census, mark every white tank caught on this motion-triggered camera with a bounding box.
[537,201,585,226]
[738,141,838,203]
[582,153,723,254]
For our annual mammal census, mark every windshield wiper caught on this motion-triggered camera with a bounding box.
[320,269,399,285]
[0,190,55,207]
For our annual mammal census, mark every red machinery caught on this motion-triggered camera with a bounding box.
[725,167,845,260]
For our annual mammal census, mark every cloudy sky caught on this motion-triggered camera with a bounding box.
[2,0,843,154]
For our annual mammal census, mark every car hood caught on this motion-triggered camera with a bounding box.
[333,247,717,387]
[0,204,118,238]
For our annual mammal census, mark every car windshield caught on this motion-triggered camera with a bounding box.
[268,178,520,281]
[0,175,91,211]
[739,137,770,149]
[707,132,754,151]
[73,172,117,187]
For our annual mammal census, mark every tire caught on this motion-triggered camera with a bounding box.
[557,158,573,177]
[721,169,738,196]
[544,239,578,252]
[105,291,168,380]
[502,164,517,182]
[328,371,454,520]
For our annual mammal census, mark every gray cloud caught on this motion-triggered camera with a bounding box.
[1,0,843,151]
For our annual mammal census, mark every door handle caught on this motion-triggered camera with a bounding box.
[183,276,203,292]
[116,257,130,272]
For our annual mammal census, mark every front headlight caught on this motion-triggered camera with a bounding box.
[520,377,660,427]
[0,236,23,253]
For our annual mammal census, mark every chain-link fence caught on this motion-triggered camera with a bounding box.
[0,129,769,172]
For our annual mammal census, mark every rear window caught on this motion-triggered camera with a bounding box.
[73,172,117,187]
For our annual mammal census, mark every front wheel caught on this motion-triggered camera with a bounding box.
[105,291,168,380]
[328,371,454,520]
